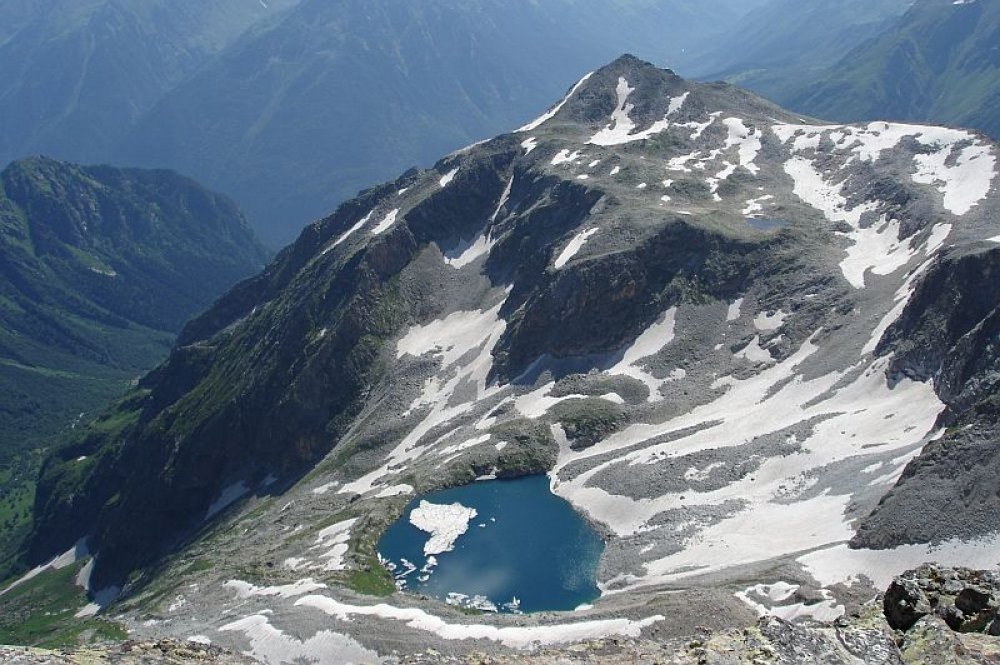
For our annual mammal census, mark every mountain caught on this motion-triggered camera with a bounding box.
[0,156,268,580]
[0,0,302,167]
[0,0,769,248]
[16,56,1000,659]
[112,0,769,247]
[785,0,1000,140]
[689,0,913,98]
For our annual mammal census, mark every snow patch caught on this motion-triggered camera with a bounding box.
[439,168,459,188]
[742,195,774,217]
[312,481,339,496]
[551,149,584,166]
[588,78,672,146]
[375,484,414,499]
[799,533,1000,590]
[552,335,945,590]
[342,297,508,496]
[726,298,743,322]
[517,72,593,133]
[754,310,787,331]
[225,579,327,600]
[554,228,599,269]
[311,518,358,572]
[219,613,377,665]
[735,336,773,364]
[782,155,917,288]
[774,121,996,219]
[913,141,995,216]
[371,208,400,235]
[206,481,249,520]
[736,582,845,622]
[667,92,690,116]
[608,308,678,401]
[723,118,762,175]
[0,539,90,597]
[678,112,720,140]
[297,595,663,649]
[324,211,373,253]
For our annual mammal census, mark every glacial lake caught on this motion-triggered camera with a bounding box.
[377,475,604,613]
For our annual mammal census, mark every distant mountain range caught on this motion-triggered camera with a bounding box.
[786,0,1000,139]
[0,0,768,247]
[0,0,301,166]
[0,156,266,579]
[689,0,914,99]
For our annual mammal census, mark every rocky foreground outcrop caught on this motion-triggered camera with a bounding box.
[884,564,1000,636]
[6,567,998,664]
[0,640,256,664]
[398,568,1000,665]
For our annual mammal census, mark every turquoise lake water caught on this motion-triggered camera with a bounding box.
[377,475,604,613]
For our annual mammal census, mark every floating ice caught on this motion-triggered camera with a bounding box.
[409,501,478,555]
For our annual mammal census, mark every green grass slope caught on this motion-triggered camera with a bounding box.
[785,0,1000,138]
[0,156,268,581]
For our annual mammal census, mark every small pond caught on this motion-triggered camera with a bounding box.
[377,475,603,613]
[746,217,786,231]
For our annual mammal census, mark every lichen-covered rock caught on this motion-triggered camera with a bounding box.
[0,640,257,664]
[900,615,1000,664]
[883,564,1000,634]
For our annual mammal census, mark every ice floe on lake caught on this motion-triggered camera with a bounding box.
[409,501,478,556]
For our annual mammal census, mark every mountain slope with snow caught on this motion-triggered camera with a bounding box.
[21,55,1000,660]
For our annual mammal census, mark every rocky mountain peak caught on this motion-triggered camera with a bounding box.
[521,54,787,139]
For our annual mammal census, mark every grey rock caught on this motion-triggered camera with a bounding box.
[884,578,932,631]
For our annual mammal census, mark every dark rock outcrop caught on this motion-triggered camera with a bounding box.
[853,246,1000,550]
[883,565,1000,636]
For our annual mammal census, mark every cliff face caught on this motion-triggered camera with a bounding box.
[853,245,1000,549]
